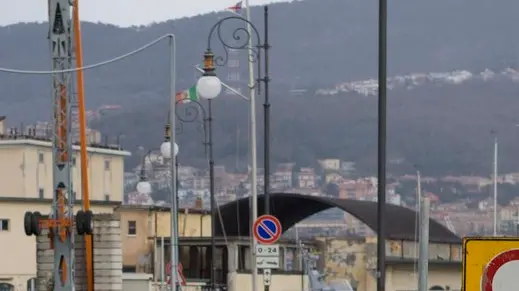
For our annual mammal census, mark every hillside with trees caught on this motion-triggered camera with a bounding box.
[1,0,519,175]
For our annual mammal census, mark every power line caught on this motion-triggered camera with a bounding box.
[0,34,174,75]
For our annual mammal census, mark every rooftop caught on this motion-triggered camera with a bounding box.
[0,134,130,156]
[115,204,209,214]
[216,192,461,243]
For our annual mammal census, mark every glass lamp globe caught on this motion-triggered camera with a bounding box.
[196,75,222,99]
[136,180,152,194]
[160,142,179,159]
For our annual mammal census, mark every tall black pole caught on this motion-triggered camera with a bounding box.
[174,158,180,291]
[376,0,387,288]
[175,160,179,203]
[263,5,271,215]
[208,99,216,291]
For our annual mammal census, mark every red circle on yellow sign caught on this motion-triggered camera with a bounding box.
[481,248,519,291]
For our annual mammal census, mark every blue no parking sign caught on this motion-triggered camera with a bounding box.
[253,214,282,244]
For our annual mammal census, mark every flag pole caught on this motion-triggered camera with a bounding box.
[244,1,259,291]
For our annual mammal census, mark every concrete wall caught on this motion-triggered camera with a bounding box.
[229,273,309,291]
[36,213,123,291]
[387,264,461,291]
[122,273,153,291]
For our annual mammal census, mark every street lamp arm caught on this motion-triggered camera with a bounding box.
[174,98,209,155]
[206,16,262,67]
[136,147,162,196]
[175,98,208,123]
[141,148,160,167]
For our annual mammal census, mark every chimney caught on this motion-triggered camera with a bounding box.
[87,129,102,144]
[0,116,5,135]
[194,197,203,209]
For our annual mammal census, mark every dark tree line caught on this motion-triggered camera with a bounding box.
[92,79,519,177]
[2,0,519,178]
[3,0,519,121]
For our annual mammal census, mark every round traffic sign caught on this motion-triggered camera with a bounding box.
[253,214,282,244]
[481,248,519,291]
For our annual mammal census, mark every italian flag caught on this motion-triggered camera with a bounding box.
[175,85,198,104]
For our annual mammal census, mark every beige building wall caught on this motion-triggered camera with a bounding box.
[0,200,115,289]
[118,207,153,269]
[0,139,130,201]
[318,237,462,291]
[117,206,212,271]
[156,209,211,238]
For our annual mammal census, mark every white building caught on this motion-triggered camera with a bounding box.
[0,117,130,288]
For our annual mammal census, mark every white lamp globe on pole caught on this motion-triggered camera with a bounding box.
[160,141,179,159]
[196,75,222,100]
[136,180,152,194]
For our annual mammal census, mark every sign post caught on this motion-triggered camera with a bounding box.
[253,215,282,291]
[263,268,272,286]
[463,237,519,291]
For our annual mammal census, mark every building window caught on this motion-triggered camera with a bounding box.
[128,221,136,235]
[122,265,137,273]
[26,278,36,291]
[238,246,251,271]
[72,157,76,166]
[0,283,14,291]
[0,219,10,231]
[39,188,44,199]
[104,194,110,201]
[38,152,44,164]
[104,160,111,170]
[72,191,77,201]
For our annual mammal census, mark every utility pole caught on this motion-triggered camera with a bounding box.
[244,0,259,290]
[416,170,422,213]
[493,137,498,236]
[376,0,388,287]
[263,6,271,215]
[417,194,430,291]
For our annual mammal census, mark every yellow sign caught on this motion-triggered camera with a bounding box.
[463,237,519,291]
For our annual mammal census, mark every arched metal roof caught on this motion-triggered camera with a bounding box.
[215,192,460,243]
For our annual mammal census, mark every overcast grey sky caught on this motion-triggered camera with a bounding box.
[0,0,288,27]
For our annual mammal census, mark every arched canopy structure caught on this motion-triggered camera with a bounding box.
[215,192,460,243]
